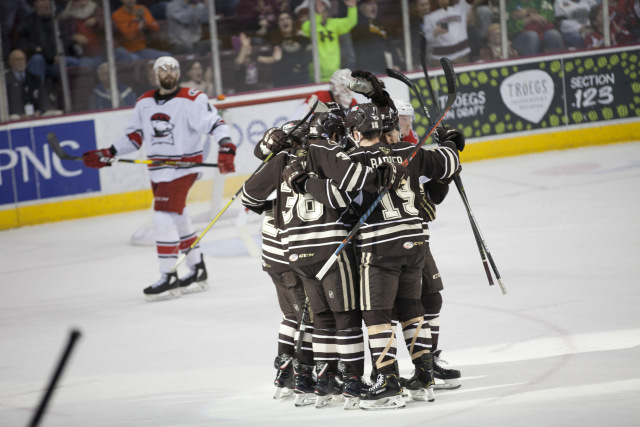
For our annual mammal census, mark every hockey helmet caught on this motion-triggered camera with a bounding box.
[379,106,399,133]
[345,103,382,134]
[309,112,345,139]
[393,99,414,117]
[153,56,180,78]
[329,68,354,108]
[324,101,347,118]
[282,120,310,147]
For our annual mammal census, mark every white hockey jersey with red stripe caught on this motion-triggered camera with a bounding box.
[112,87,230,183]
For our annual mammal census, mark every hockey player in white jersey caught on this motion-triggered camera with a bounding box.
[82,56,237,302]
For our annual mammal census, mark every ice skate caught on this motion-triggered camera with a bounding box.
[293,361,316,407]
[179,254,209,294]
[404,353,436,402]
[433,349,461,390]
[143,273,181,302]
[314,362,343,408]
[273,354,294,399]
[342,375,369,410]
[359,373,406,410]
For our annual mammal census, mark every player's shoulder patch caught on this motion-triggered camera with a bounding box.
[177,87,202,100]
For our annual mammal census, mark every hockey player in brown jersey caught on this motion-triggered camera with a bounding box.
[340,102,463,410]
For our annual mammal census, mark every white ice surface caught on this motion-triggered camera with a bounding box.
[1,142,639,426]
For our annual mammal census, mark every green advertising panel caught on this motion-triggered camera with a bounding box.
[411,47,640,142]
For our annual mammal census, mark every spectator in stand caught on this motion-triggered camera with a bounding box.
[410,0,432,64]
[584,3,634,48]
[555,0,597,49]
[1,0,31,62]
[234,0,281,37]
[423,0,481,67]
[622,0,640,41]
[89,62,137,110]
[136,60,160,93]
[5,49,45,120]
[112,0,171,61]
[299,0,358,82]
[17,0,81,86]
[181,59,215,97]
[258,10,311,87]
[477,23,518,61]
[351,0,403,75]
[506,0,564,57]
[233,32,260,93]
[166,0,210,55]
[60,0,110,68]
[468,0,500,59]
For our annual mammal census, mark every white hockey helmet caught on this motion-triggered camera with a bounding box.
[153,56,180,78]
[330,68,354,108]
[393,99,414,117]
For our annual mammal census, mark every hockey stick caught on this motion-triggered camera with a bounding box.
[28,329,81,427]
[295,297,311,354]
[46,133,219,168]
[390,59,494,289]
[419,44,506,295]
[170,100,322,272]
[315,65,458,281]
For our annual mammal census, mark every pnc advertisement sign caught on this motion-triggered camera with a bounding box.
[0,120,100,206]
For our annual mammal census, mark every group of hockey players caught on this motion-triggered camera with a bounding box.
[241,69,465,410]
[80,55,464,411]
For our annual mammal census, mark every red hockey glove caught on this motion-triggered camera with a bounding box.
[436,126,465,152]
[377,161,408,190]
[217,139,236,174]
[282,160,309,194]
[82,147,115,169]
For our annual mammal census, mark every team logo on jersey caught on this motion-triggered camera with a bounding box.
[150,112,175,145]
[289,254,299,262]
[295,149,307,158]
[294,303,300,311]
[328,291,334,299]
[379,146,390,156]
[403,241,414,249]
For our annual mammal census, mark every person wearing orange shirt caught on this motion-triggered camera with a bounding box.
[112,0,170,61]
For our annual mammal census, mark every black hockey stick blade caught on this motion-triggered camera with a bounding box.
[386,68,416,90]
[47,132,82,161]
[28,329,81,427]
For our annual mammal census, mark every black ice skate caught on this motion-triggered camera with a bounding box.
[273,354,294,399]
[342,374,369,410]
[359,373,406,410]
[433,349,461,390]
[404,353,436,402]
[143,272,181,302]
[293,361,316,407]
[179,254,209,294]
[314,362,343,408]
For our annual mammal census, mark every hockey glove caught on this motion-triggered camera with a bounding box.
[258,127,291,158]
[377,161,408,190]
[82,146,116,168]
[217,138,236,174]
[351,70,395,110]
[436,126,465,152]
[282,160,309,194]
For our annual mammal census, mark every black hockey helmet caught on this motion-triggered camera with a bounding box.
[281,120,310,147]
[380,106,399,133]
[345,103,382,134]
[324,101,347,118]
[309,112,345,139]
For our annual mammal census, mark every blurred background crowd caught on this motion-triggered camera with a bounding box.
[2,0,639,121]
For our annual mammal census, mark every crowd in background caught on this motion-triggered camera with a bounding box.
[2,0,639,121]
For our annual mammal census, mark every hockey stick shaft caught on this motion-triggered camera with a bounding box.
[295,297,311,354]
[28,329,81,427]
[420,52,506,294]
[171,100,321,272]
[315,67,458,281]
[46,133,219,167]
[404,52,493,287]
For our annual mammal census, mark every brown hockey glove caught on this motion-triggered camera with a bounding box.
[282,160,309,194]
[350,70,395,110]
[436,126,465,152]
[377,161,408,190]
[259,127,291,157]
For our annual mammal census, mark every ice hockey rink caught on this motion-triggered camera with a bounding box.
[1,141,639,426]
